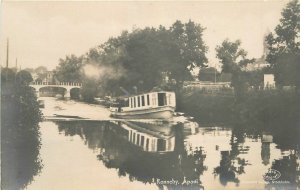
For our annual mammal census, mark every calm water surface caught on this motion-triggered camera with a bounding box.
[25,120,300,190]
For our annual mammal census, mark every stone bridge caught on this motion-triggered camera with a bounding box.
[30,82,82,98]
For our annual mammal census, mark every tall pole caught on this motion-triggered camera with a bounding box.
[6,39,9,68]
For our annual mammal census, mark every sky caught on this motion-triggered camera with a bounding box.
[0,0,288,70]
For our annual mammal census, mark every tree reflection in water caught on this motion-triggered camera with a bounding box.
[214,128,250,186]
[56,121,207,190]
[2,113,42,190]
[1,78,42,190]
[264,150,300,190]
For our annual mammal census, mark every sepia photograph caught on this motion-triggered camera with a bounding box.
[1,0,300,189]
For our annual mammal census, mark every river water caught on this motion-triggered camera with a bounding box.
[23,118,299,190]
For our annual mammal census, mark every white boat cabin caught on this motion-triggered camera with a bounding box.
[120,122,175,152]
[120,91,176,111]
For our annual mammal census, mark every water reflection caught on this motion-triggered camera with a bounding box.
[53,120,300,190]
[213,129,250,186]
[261,133,273,165]
[265,150,300,190]
[1,121,42,190]
[56,120,207,189]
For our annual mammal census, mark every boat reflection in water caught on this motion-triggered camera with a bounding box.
[57,120,207,190]
[112,121,176,152]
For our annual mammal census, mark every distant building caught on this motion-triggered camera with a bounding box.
[245,30,271,71]
[43,71,54,83]
[264,74,275,89]
[245,57,270,71]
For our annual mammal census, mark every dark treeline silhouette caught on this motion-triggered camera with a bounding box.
[54,20,208,101]
[1,68,42,190]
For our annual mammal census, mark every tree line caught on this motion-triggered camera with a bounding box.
[50,0,299,102]
[1,68,42,189]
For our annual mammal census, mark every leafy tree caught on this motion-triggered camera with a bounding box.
[1,67,16,84]
[55,20,208,100]
[216,39,254,100]
[16,70,33,85]
[98,20,208,94]
[198,67,219,82]
[55,54,83,82]
[1,68,42,189]
[266,0,300,88]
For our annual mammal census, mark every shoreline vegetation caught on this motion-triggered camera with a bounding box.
[178,88,300,129]
[1,68,43,190]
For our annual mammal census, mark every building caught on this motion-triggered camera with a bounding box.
[264,74,275,89]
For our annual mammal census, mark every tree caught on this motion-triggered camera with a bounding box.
[1,67,16,84]
[34,66,48,81]
[55,55,83,82]
[216,40,254,99]
[198,67,219,82]
[54,20,208,99]
[16,70,33,85]
[1,68,42,189]
[266,0,300,88]
[168,20,208,83]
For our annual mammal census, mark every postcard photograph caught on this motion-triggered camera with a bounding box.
[1,0,300,190]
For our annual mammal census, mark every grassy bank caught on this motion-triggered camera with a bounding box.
[178,90,235,123]
[178,89,300,130]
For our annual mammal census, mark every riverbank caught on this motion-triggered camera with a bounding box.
[178,89,300,130]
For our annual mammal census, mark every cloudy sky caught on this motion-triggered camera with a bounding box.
[0,0,288,70]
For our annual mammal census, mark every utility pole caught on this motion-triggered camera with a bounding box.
[6,39,9,68]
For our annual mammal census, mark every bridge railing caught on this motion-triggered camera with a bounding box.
[30,82,82,87]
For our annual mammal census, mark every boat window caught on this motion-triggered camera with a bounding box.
[157,139,166,151]
[137,134,140,145]
[133,132,136,143]
[146,138,149,151]
[131,98,133,108]
[158,93,167,106]
[141,136,144,146]
[141,96,145,106]
[134,97,136,108]
[147,94,150,105]
[138,96,140,107]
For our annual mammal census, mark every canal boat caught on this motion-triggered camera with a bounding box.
[110,91,176,119]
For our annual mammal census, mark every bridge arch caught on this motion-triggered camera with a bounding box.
[70,87,81,99]
[29,82,82,99]
[39,86,66,97]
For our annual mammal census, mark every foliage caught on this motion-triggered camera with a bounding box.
[1,68,42,190]
[266,0,300,88]
[16,70,33,85]
[178,89,300,131]
[215,39,254,100]
[198,67,219,82]
[55,54,83,83]
[54,20,208,100]
[80,78,98,102]
[34,66,48,81]
[232,89,300,131]
[179,91,235,122]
